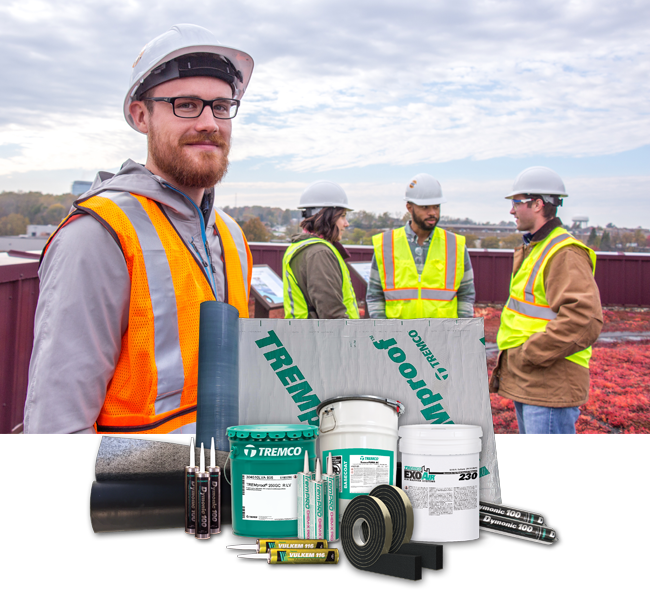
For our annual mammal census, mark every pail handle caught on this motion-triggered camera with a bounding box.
[319,407,336,434]
[224,451,233,485]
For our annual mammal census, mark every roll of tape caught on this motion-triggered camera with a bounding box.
[369,485,414,553]
[341,496,393,568]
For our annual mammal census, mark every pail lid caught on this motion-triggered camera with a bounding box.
[399,424,483,439]
[226,424,318,441]
[317,395,405,416]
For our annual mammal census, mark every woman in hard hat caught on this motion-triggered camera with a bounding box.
[282,181,360,319]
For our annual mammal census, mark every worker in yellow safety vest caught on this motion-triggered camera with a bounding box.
[282,181,360,319]
[24,25,254,434]
[367,174,475,319]
[490,167,603,434]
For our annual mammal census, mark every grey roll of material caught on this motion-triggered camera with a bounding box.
[92,436,232,532]
[90,479,184,532]
[95,436,230,481]
[196,301,239,452]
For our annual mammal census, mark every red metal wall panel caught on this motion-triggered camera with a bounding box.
[0,261,39,433]
[2,244,648,433]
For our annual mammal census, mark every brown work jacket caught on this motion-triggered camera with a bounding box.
[287,232,352,319]
[489,218,603,407]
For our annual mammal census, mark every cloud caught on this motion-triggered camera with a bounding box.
[0,0,648,225]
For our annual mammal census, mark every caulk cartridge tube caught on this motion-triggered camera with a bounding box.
[208,437,221,534]
[228,539,329,553]
[480,501,544,525]
[298,451,313,539]
[324,453,339,542]
[309,458,326,540]
[239,549,339,564]
[479,513,557,544]
[195,443,211,540]
[185,437,198,534]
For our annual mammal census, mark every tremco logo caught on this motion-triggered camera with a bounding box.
[244,444,257,457]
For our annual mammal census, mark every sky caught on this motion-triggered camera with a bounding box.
[0,0,648,228]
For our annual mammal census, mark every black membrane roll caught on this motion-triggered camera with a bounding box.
[90,479,184,532]
[369,485,414,553]
[196,301,239,452]
[341,496,393,568]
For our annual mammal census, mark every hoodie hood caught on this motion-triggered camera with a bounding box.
[77,159,215,222]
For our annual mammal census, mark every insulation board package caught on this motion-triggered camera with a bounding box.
[238,318,501,503]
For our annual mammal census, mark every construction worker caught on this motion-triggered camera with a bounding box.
[24,25,254,434]
[489,167,603,434]
[282,181,360,319]
[366,174,475,319]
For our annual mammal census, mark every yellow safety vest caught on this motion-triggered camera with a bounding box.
[372,226,465,319]
[282,237,360,319]
[497,227,596,368]
[42,191,252,433]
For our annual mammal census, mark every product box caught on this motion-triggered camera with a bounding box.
[238,318,501,503]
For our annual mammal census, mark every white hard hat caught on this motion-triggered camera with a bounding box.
[298,181,355,213]
[404,173,447,205]
[506,166,567,200]
[124,24,254,132]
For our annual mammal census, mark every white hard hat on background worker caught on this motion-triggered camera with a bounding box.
[124,23,254,131]
[297,181,355,217]
[505,166,567,205]
[404,173,447,205]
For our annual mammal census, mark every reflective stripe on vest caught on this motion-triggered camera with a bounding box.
[372,226,465,319]
[497,227,597,368]
[282,237,360,319]
[43,191,250,433]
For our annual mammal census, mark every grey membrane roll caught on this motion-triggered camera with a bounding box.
[341,496,393,568]
[90,479,184,532]
[196,301,239,452]
[369,485,414,553]
[95,436,230,481]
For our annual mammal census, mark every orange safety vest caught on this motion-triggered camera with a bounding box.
[42,191,252,433]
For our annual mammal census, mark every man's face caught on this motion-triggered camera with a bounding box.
[134,76,233,189]
[510,194,540,232]
[407,202,440,231]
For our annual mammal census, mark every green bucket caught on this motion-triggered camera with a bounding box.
[227,424,318,537]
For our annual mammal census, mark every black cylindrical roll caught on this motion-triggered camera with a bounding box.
[341,496,393,568]
[369,485,414,553]
[90,479,184,532]
[196,301,239,451]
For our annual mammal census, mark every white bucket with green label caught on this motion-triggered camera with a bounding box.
[399,424,483,542]
[317,395,404,516]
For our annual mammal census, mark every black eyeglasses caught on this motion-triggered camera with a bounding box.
[144,96,240,119]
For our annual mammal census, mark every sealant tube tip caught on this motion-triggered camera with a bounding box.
[189,437,195,468]
[304,451,309,473]
[227,544,256,550]
[327,453,333,476]
[210,437,216,468]
[315,457,322,482]
[200,442,205,472]
[238,553,268,560]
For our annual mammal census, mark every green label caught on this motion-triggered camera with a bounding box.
[322,448,394,500]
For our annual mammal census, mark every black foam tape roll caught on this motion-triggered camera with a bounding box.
[90,477,232,532]
[341,496,393,568]
[369,485,414,553]
[196,301,239,452]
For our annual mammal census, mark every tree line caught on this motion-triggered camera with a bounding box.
[0,191,76,236]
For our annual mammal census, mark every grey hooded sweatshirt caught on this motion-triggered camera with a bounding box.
[24,160,247,434]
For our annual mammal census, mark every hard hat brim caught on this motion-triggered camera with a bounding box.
[124,43,254,132]
[505,190,568,199]
[404,196,447,206]
[296,203,355,211]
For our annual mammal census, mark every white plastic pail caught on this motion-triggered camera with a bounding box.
[399,424,483,542]
[318,396,404,515]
